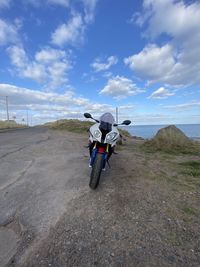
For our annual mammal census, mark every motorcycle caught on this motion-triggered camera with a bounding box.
[84,112,131,189]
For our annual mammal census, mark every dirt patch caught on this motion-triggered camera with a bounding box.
[24,136,200,267]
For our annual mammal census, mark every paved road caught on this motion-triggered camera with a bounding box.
[0,127,89,266]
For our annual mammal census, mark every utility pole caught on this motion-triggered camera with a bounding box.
[116,107,118,124]
[6,96,9,121]
[26,110,29,126]
[30,114,32,126]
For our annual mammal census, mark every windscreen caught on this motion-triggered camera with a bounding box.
[99,113,115,132]
[99,113,115,124]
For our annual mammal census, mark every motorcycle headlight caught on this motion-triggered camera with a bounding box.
[94,130,101,139]
[106,132,118,141]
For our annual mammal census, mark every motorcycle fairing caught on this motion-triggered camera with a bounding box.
[89,123,120,146]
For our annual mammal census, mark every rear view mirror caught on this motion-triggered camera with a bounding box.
[122,120,131,125]
[84,113,92,119]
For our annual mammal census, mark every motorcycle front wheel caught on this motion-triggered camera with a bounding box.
[89,153,103,189]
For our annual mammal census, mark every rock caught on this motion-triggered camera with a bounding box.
[153,125,190,146]
[144,125,198,153]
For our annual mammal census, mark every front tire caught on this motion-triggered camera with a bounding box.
[89,153,103,189]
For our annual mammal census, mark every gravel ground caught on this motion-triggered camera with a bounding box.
[23,137,200,267]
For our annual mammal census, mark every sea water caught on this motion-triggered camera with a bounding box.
[121,124,200,140]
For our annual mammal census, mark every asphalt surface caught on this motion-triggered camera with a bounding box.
[0,127,89,266]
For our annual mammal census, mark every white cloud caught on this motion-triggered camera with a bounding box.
[0,0,11,8]
[36,47,72,88]
[129,113,172,125]
[142,0,200,41]
[7,46,47,83]
[130,10,151,27]
[0,83,116,124]
[24,0,70,7]
[35,47,67,63]
[82,0,98,23]
[86,103,114,114]
[51,1,98,47]
[0,83,89,107]
[127,0,200,87]
[0,19,19,46]
[124,44,175,83]
[0,83,199,125]
[91,56,118,72]
[119,104,136,110]
[47,0,69,7]
[25,0,98,20]
[165,100,200,110]
[99,76,143,100]
[148,87,174,99]
[0,83,89,123]
[7,46,28,68]
[7,46,72,89]
[23,63,47,84]
[51,13,85,47]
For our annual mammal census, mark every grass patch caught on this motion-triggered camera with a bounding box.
[45,119,93,133]
[163,160,200,190]
[179,161,200,168]
[142,142,200,156]
[179,161,200,177]
[181,206,199,216]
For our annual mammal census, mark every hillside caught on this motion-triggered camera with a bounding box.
[45,119,131,137]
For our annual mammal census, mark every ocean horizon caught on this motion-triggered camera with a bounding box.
[121,124,200,140]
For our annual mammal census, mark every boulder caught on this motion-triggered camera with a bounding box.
[152,125,191,148]
[144,125,200,153]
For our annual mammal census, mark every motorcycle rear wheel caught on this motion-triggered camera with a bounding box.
[89,153,103,189]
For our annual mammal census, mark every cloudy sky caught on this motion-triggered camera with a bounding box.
[0,0,200,125]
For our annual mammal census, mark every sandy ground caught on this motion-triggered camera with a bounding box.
[1,128,200,267]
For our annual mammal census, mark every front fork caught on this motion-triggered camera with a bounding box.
[90,142,109,169]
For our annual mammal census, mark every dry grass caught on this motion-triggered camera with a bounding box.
[118,128,132,138]
[45,119,93,133]
[45,119,131,137]
[0,120,24,129]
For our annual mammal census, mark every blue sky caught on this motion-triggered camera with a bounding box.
[0,0,200,125]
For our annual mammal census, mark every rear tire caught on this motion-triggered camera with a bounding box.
[89,153,103,189]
